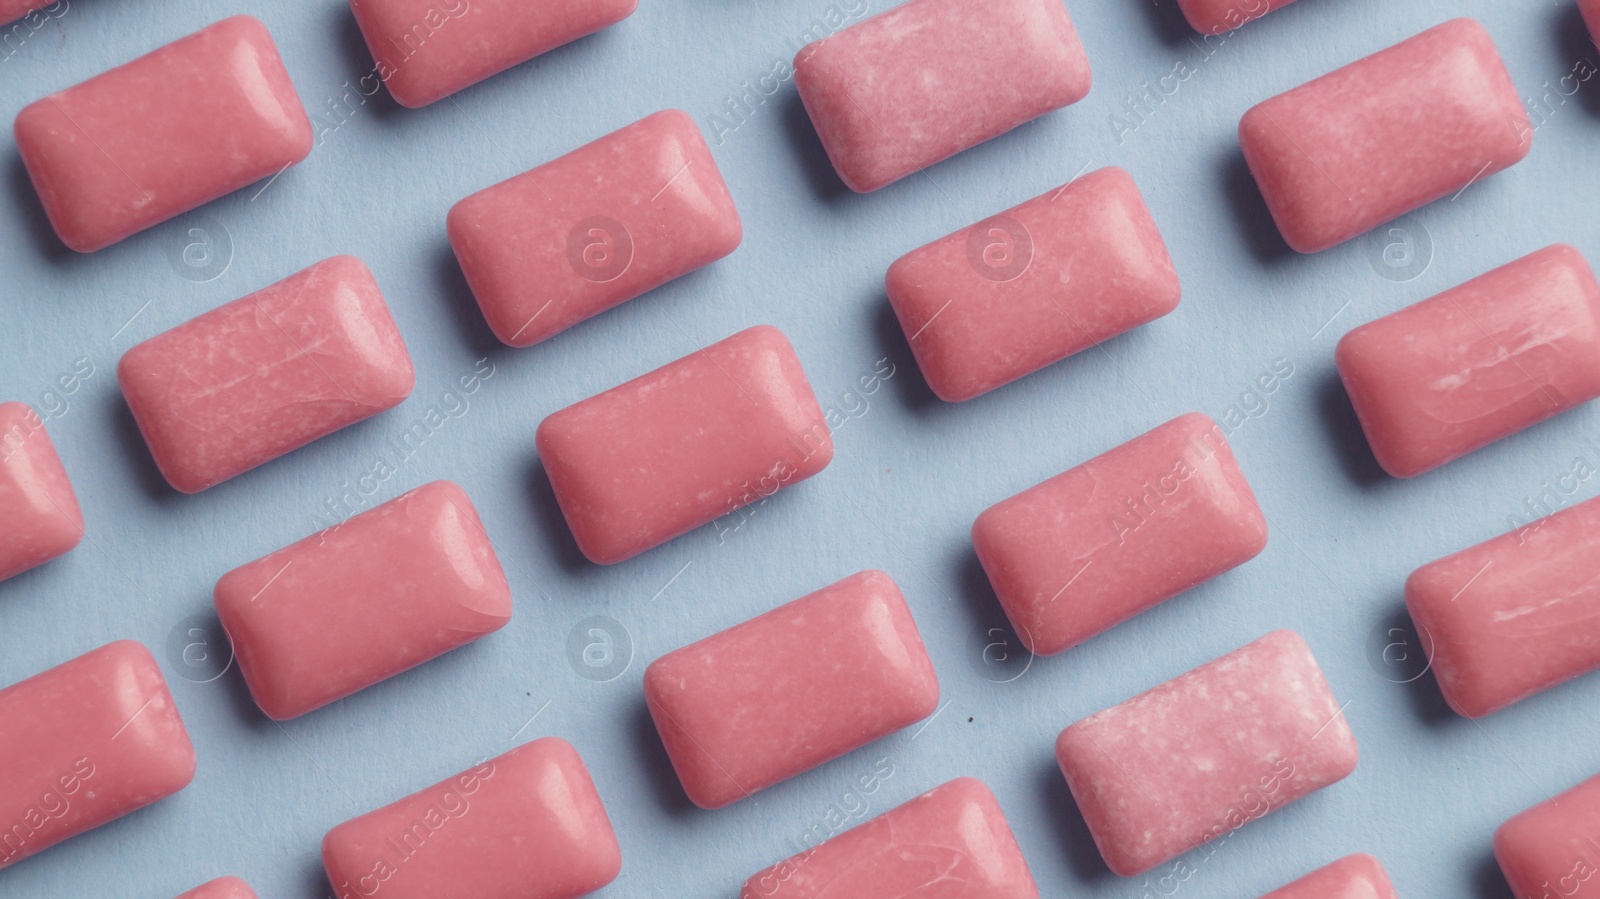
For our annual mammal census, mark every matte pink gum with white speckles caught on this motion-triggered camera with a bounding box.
[537,325,832,565]
[0,641,196,870]
[0,401,83,582]
[118,255,415,493]
[645,570,939,809]
[739,777,1038,899]
[175,878,258,899]
[793,0,1092,193]
[1260,855,1399,899]
[1056,630,1359,877]
[887,166,1180,402]
[1240,18,1529,253]
[14,16,313,252]
[1335,244,1600,479]
[215,481,511,721]
[1178,0,1299,35]
[973,413,1267,656]
[449,110,741,348]
[1407,494,1600,718]
[1496,770,1600,899]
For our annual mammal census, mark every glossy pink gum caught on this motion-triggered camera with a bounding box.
[1056,630,1359,877]
[888,167,1179,402]
[646,570,938,810]
[350,0,636,108]
[0,402,83,582]
[449,109,741,348]
[0,641,196,869]
[739,777,1038,899]
[974,413,1267,656]
[215,481,511,720]
[322,738,620,899]
[1259,854,1398,899]
[794,0,1091,192]
[1240,18,1529,253]
[1496,770,1600,899]
[1336,244,1600,478]
[14,16,312,252]
[1178,0,1299,34]
[1407,494,1600,718]
[119,255,415,493]
[538,325,832,564]
[175,877,258,899]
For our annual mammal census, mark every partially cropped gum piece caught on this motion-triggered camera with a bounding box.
[739,777,1038,899]
[974,413,1267,656]
[887,166,1179,402]
[449,110,741,348]
[119,255,415,493]
[1240,18,1529,253]
[1407,494,1600,718]
[0,402,83,582]
[1259,855,1399,899]
[1178,0,1298,34]
[323,738,620,899]
[0,641,196,870]
[215,481,511,720]
[1056,630,1359,877]
[1336,244,1600,478]
[14,16,313,252]
[1,0,65,30]
[794,0,1091,192]
[538,325,832,564]
[645,571,938,809]
[1584,0,1600,45]
[349,0,637,108]
[1496,770,1600,899]
[175,877,258,899]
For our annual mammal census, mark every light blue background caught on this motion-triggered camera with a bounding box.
[2,0,1597,896]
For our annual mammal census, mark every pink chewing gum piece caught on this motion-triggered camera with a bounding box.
[1584,0,1600,45]
[538,325,832,564]
[0,641,195,870]
[14,16,312,253]
[1056,630,1359,877]
[175,877,258,899]
[0,402,83,582]
[349,0,637,108]
[1406,494,1600,718]
[793,0,1092,193]
[449,109,741,348]
[1259,854,1399,899]
[1239,18,1529,253]
[739,778,1038,899]
[973,413,1267,656]
[1495,770,1600,899]
[645,570,938,809]
[1177,0,1298,35]
[323,738,620,899]
[215,481,511,720]
[1,0,64,29]
[887,166,1179,402]
[119,255,415,493]
[1335,244,1600,478]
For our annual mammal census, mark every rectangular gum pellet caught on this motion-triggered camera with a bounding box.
[214,481,511,720]
[449,110,741,348]
[644,570,939,809]
[14,16,312,252]
[537,325,832,564]
[739,778,1037,899]
[350,0,636,107]
[0,402,83,582]
[1055,630,1359,877]
[1335,244,1600,478]
[176,878,258,899]
[973,413,1267,656]
[118,255,415,493]
[793,0,1092,193]
[1260,855,1399,899]
[1496,770,1600,899]
[887,166,1179,402]
[0,641,195,869]
[1178,0,1298,34]
[322,738,620,899]
[1406,494,1600,718]
[1240,18,1529,253]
